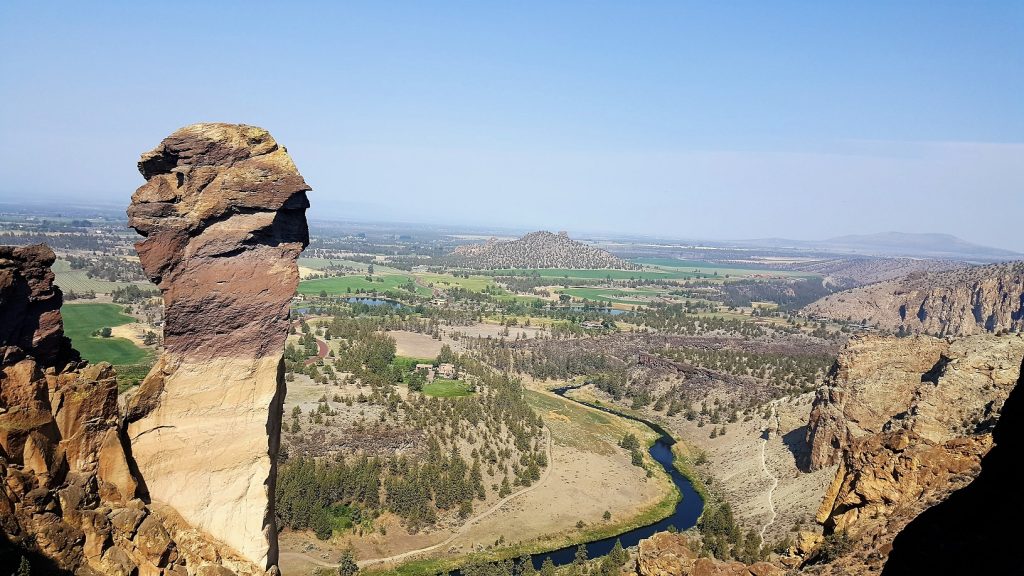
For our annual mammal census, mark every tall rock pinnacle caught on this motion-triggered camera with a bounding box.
[126,123,310,568]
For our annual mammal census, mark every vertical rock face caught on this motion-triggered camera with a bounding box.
[1,244,264,575]
[805,334,1024,471]
[126,123,310,568]
[805,334,1024,573]
[0,244,77,368]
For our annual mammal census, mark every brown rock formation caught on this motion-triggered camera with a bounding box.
[804,334,1024,574]
[0,245,77,367]
[882,358,1024,575]
[125,123,310,569]
[803,261,1024,335]
[0,244,267,575]
[805,333,1024,471]
[635,533,783,576]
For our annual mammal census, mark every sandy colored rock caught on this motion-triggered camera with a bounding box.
[0,240,265,576]
[126,123,310,568]
[636,532,783,576]
[804,261,1024,336]
[806,333,1024,470]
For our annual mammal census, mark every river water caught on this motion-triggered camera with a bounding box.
[450,386,704,573]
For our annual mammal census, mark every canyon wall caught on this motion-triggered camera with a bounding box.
[125,123,310,569]
[804,261,1024,336]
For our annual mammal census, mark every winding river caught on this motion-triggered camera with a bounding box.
[453,385,704,573]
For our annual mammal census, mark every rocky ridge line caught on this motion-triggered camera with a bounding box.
[803,261,1024,335]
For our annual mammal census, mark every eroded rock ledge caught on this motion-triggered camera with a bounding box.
[126,123,310,568]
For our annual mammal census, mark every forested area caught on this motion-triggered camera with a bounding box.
[278,311,547,538]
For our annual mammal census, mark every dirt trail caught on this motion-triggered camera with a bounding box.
[281,426,554,570]
[303,338,329,366]
[759,401,780,543]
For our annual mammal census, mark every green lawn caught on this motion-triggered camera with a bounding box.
[298,274,432,297]
[61,303,150,365]
[422,378,473,397]
[392,356,437,373]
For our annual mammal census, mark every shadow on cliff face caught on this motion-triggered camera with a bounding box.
[782,425,812,472]
[0,532,71,576]
[883,358,1024,576]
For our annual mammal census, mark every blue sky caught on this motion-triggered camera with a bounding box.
[1,2,1022,249]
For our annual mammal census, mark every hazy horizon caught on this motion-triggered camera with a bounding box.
[2,2,1022,249]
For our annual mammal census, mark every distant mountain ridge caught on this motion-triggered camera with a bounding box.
[744,232,1020,262]
[447,230,638,270]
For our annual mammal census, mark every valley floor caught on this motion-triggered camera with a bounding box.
[278,364,675,576]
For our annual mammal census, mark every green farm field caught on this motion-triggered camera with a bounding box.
[633,258,819,278]
[61,303,151,365]
[298,274,432,297]
[492,268,693,280]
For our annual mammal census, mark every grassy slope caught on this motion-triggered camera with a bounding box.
[61,303,150,365]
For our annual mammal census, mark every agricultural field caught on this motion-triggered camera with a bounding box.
[52,259,137,294]
[61,303,151,365]
[633,258,819,279]
[493,268,695,281]
[558,287,661,305]
[415,272,498,292]
[298,274,433,297]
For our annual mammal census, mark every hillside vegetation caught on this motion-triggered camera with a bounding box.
[447,231,638,270]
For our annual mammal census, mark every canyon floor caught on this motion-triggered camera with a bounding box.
[567,384,837,546]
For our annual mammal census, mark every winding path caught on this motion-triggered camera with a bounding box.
[281,426,554,570]
[758,401,780,543]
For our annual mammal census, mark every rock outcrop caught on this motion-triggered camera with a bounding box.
[882,358,1024,575]
[447,230,638,270]
[803,261,1024,335]
[0,245,77,368]
[0,244,267,575]
[635,532,783,576]
[125,123,310,569]
[805,333,1024,471]
[803,334,1024,574]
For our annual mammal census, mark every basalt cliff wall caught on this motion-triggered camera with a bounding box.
[125,123,310,568]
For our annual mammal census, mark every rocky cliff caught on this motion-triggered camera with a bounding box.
[802,333,1024,574]
[805,333,1024,471]
[125,123,310,569]
[803,261,1024,335]
[0,245,268,575]
[448,230,638,269]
